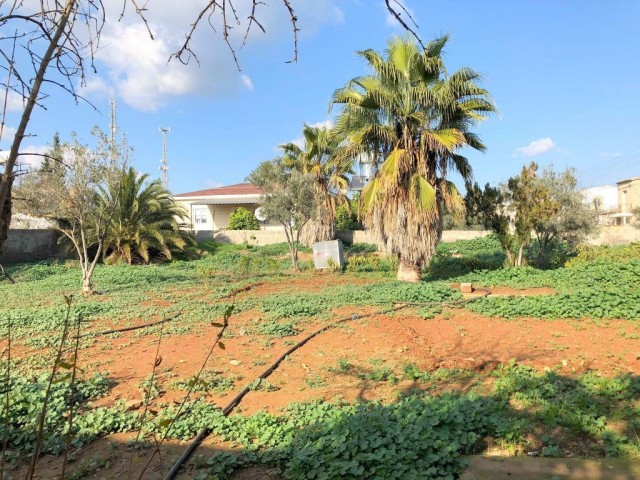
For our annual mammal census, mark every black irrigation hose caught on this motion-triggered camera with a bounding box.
[164,303,409,480]
[164,287,492,479]
[74,312,182,339]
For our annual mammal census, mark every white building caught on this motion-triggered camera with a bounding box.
[581,185,618,225]
[173,183,279,234]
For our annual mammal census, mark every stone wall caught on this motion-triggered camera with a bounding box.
[0,229,67,264]
[588,226,640,245]
[5,226,638,264]
[203,228,492,247]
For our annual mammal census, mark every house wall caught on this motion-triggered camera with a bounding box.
[615,178,640,225]
[617,179,640,211]
[174,200,280,231]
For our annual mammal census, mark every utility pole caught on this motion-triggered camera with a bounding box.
[159,127,170,190]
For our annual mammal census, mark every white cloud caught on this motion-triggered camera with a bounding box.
[0,144,49,171]
[2,91,25,112]
[241,74,254,91]
[205,180,223,188]
[599,151,622,158]
[513,138,555,157]
[0,126,17,144]
[284,119,335,149]
[308,120,334,129]
[80,0,343,110]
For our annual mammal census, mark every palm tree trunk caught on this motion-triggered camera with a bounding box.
[397,259,421,282]
[300,194,335,246]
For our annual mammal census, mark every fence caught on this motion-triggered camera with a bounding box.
[0,229,67,264]
[201,228,492,246]
[4,226,640,264]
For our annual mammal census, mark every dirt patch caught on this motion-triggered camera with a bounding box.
[8,277,640,479]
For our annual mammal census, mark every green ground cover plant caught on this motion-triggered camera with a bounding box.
[0,371,136,458]
[2,237,640,478]
[149,363,640,479]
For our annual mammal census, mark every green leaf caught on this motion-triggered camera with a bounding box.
[409,174,436,212]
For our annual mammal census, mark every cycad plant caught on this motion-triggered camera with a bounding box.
[102,168,194,264]
[332,36,496,281]
[279,124,352,245]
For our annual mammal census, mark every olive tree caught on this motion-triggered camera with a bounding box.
[16,129,129,293]
[247,159,317,269]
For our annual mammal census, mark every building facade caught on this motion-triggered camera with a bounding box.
[172,183,279,235]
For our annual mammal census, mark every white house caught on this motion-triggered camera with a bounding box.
[581,185,618,225]
[173,183,278,233]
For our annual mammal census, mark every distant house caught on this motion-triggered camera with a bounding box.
[173,183,277,232]
[582,178,640,226]
[614,177,640,226]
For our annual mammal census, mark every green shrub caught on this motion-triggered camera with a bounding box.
[566,243,640,267]
[0,372,136,456]
[335,204,363,230]
[344,243,378,255]
[228,207,260,230]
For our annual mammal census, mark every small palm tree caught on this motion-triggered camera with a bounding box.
[102,168,194,264]
[279,124,352,245]
[332,36,496,281]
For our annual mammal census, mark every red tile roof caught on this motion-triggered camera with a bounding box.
[174,182,263,198]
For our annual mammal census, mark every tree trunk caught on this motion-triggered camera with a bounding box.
[505,249,515,267]
[289,245,298,270]
[82,273,94,295]
[0,177,12,257]
[517,244,525,267]
[397,259,421,283]
[0,0,76,254]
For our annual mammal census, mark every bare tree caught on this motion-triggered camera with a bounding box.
[17,128,129,293]
[0,0,420,255]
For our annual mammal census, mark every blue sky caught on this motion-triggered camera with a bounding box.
[2,0,639,194]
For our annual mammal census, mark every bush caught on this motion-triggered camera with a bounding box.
[228,207,260,230]
[335,204,363,230]
[565,243,640,267]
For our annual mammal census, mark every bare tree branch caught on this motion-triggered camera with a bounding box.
[384,0,424,50]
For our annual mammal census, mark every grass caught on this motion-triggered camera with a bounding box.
[2,237,640,477]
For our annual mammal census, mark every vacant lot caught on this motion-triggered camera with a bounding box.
[1,238,639,479]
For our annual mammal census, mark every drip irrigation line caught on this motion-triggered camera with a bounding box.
[164,287,492,479]
[163,303,409,480]
[222,282,265,299]
[74,312,182,339]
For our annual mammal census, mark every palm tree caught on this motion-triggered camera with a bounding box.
[332,36,496,281]
[102,167,194,265]
[279,124,352,245]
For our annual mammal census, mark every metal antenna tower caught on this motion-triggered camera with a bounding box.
[159,127,170,189]
[110,98,117,145]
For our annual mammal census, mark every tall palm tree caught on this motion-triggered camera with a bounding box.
[332,36,496,281]
[102,167,194,265]
[279,124,352,245]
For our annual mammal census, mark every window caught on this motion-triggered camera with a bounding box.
[193,206,208,225]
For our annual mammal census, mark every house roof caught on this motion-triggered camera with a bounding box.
[617,177,640,185]
[191,196,260,205]
[173,183,263,198]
